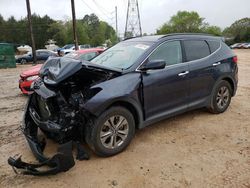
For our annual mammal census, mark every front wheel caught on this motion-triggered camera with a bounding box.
[85,106,135,157]
[208,80,232,114]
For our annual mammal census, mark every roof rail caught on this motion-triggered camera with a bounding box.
[123,36,140,41]
[159,33,214,39]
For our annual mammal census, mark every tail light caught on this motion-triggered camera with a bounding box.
[232,56,238,64]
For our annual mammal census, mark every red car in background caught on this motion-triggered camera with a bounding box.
[19,48,105,94]
[19,64,42,94]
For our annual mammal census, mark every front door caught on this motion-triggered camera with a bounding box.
[142,40,189,120]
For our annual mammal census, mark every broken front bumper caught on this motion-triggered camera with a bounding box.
[8,93,89,175]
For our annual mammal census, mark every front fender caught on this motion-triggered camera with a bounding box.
[83,72,143,123]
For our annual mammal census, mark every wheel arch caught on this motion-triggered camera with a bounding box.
[208,75,236,108]
[103,100,143,129]
[222,77,235,96]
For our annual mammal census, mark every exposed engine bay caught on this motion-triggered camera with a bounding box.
[8,58,121,175]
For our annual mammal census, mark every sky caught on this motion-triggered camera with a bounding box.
[0,0,249,36]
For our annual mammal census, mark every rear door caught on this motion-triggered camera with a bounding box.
[40,51,50,60]
[36,51,42,60]
[183,39,219,108]
[142,40,189,120]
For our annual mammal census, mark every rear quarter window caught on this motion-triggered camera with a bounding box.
[207,40,220,53]
[183,40,210,61]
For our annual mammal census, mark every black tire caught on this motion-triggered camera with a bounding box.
[208,80,232,114]
[20,58,27,64]
[85,106,135,157]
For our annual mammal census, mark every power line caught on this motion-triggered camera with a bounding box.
[92,0,112,16]
[79,0,117,31]
[91,0,113,21]
[80,0,111,22]
[0,24,52,29]
[80,0,96,14]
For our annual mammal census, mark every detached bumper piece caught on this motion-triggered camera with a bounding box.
[8,95,89,176]
[8,141,75,176]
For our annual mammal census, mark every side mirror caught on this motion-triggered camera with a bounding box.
[139,59,166,71]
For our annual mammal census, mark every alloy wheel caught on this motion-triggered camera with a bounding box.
[216,86,230,109]
[100,115,129,149]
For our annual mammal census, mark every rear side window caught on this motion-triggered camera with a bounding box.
[183,40,210,61]
[40,52,49,56]
[207,40,220,53]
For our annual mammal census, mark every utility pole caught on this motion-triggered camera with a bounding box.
[124,0,142,38]
[115,6,118,42]
[25,0,36,65]
[71,0,79,50]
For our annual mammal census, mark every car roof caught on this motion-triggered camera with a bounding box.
[36,49,54,52]
[124,33,223,42]
[76,48,104,54]
[36,49,56,53]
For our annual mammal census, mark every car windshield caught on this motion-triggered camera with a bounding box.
[64,51,79,59]
[91,41,152,70]
[63,44,74,49]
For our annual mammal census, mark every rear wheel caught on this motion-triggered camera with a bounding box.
[208,80,232,114]
[85,106,135,157]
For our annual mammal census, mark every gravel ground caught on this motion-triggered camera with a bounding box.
[0,50,249,188]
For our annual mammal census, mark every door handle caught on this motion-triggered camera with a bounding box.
[178,71,189,76]
[212,62,221,66]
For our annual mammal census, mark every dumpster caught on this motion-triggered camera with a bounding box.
[0,43,16,68]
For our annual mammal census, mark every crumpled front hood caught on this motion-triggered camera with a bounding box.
[39,57,82,85]
[39,57,122,86]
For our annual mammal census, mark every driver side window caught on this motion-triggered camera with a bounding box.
[148,41,182,66]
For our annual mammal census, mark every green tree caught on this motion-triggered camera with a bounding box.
[157,11,222,36]
[0,15,6,42]
[82,14,116,46]
[47,21,67,46]
[0,13,117,48]
[223,18,250,43]
[32,14,55,48]
[4,16,18,43]
[204,26,222,36]
[76,20,90,45]
[157,11,205,34]
[62,20,90,45]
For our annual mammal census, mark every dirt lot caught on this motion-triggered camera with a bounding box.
[0,50,249,188]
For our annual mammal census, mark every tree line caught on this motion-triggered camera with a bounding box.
[0,13,117,48]
[0,11,249,48]
[157,11,250,44]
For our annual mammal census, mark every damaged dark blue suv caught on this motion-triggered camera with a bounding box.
[9,34,238,175]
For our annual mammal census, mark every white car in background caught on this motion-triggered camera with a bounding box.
[60,46,75,55]
[242,43,250,49]
[59,44,91,55]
